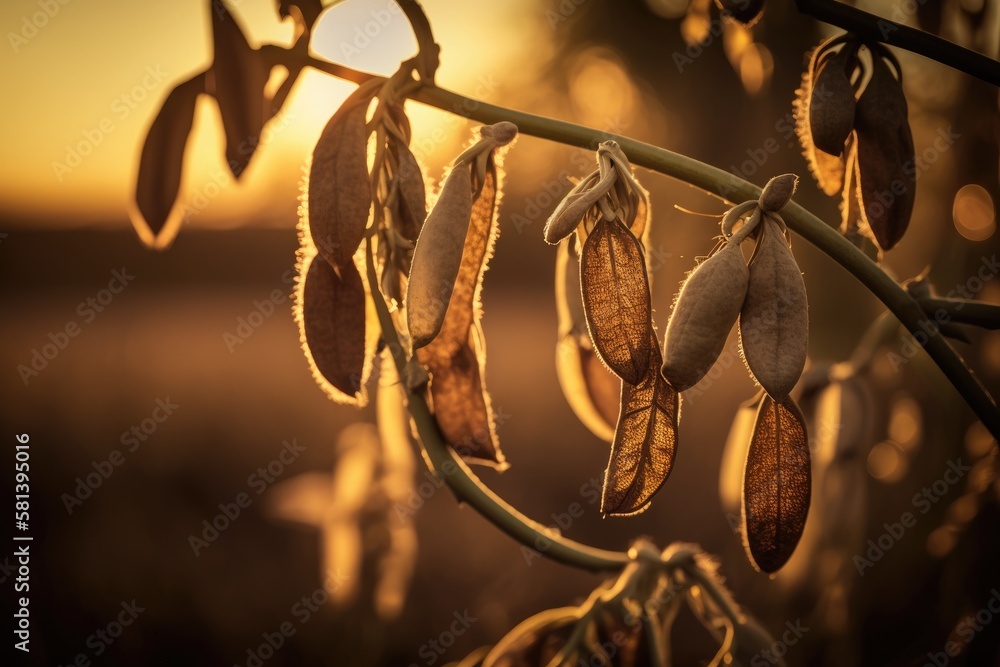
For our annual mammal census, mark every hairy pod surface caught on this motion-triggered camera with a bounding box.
[739,218,808,400]
[758,174,798,213]
[808,43,858,156]
[662,242,749,392]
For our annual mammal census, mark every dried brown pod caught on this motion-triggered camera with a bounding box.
[408,123,516,349]
[308,80,379,275]
[741,394,811,573]
[133,73,205,248]
[854,47,915,251]
[794,38,856,196]
[295,251,369,405]
[714,0,765,26]
[210,2,269,177]
[580,218,653,385]
[738,217,808,400]
[555,240,620,442]
[661,241,749,392]
[418,324,505,468]
[602,335,680,516]
[411,128,515,468]
[406,163,474,348]
[808,42,859,157]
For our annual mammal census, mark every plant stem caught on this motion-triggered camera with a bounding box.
[794,0,1000,87]
[918,297,1000,330]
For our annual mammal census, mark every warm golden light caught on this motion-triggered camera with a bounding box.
[867,440,907,482]
[888,395,922,451]
[952,183,996,241]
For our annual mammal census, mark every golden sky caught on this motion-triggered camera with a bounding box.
[0,0,540,227]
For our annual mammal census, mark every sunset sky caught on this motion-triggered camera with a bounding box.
[0,0,540,227]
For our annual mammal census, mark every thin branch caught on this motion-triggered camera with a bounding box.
[919,297,1000,330]
[794,0,1000,87]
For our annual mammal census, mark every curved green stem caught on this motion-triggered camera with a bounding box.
[918,297,1000,330]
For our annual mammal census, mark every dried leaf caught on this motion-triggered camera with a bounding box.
[555,240,620,441]
[602,337,680,516]
[407,163,474,348]
[308,82,378,274]
[210,1,269,177]
[295,251,369,405]
[662,242,748,392]
[808,43,858,156]
[741,394,811,573]
[133,73,205,248]
[580,218,653,385]
[738,218,808,400]
[714,0,765,26]
[854,50,915,251]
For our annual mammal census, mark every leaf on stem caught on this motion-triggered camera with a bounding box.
[742,394,811,573]
[210,0,269,177]
[133,73,205,248]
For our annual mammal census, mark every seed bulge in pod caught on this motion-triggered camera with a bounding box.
[662,242,749,392]
[739,218,808,400]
